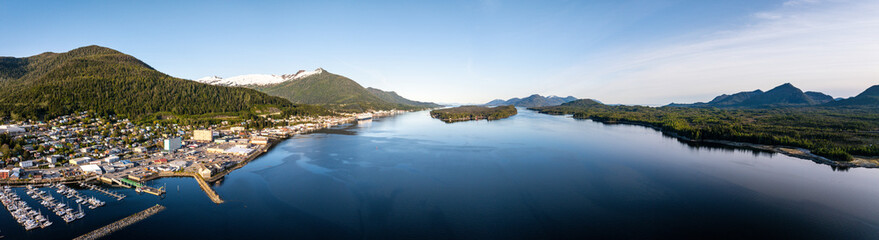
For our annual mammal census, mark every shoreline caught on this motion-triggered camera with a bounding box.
[429,105,517,123]
[0,111,411,205]
[1,116,331,188]
[569,116,879,169]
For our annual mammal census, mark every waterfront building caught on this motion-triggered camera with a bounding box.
[196,164,215,178]
[225,146,254,156]
[206,145,254,156]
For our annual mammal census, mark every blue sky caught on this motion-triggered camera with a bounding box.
[2,0,877,104]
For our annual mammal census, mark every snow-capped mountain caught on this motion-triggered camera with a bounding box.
[196,68,325,86]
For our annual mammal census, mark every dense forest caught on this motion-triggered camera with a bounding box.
[365,87,441,108]
[0,45,323,121]
[533,99,879,161]
[0,133,32,161]
[430,105,518,123]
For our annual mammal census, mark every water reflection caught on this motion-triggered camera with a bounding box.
[9,109,879,240]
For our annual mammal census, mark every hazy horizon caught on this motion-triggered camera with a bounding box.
[3,0,877,105]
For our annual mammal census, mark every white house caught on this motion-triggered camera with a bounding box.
[19,160,34,168]
[133,147,148,153]
[46,155,63,163]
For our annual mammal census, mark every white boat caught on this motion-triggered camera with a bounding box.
[357,113,373,120]
[24,220,38,230]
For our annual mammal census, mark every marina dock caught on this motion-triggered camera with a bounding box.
[73,204,166,240]
[80,182,126,201]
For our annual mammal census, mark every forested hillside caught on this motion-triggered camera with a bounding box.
[534,94,879,161]
[366,87,440,108]
[0,45,299,120]
[250,69,437,112]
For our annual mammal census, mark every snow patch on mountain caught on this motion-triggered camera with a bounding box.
[291,68,324,80]
[196,68,326,86]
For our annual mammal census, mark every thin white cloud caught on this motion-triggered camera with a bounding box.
[753,12,783,20]
[558,0,879,105]
[784,0,821,7]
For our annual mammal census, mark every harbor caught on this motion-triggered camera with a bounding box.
[54,184,104,210]
[1,186,50,231]
[25,185,81,226]
[0,112,407,239]
[0,177,191,239]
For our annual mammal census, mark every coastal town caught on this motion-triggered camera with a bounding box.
[0,109,404,234]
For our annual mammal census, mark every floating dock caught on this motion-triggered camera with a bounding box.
[73,204,166,240]
[80,182,126,200]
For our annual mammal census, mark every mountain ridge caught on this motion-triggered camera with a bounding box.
[669,83,837,108]
[825,85,879,107]
[194,68,439,111]
[238,69,438,112]
[485,94,577,107]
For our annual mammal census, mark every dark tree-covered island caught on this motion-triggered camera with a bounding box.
[430,105,517,123]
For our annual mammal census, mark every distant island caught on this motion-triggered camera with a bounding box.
[430,105,517,123]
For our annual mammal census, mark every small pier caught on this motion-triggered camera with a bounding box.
[193,174,224,204]
[114,178,166,196]
[73,204,166,240]
[155,172,224,204]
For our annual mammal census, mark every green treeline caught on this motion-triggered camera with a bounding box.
[0,45,327,121]
[0,134,32,161]
[532,104,879,161]
[430,105,517,123]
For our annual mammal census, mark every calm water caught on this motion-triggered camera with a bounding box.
[5,109,879,239]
